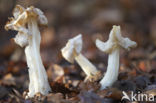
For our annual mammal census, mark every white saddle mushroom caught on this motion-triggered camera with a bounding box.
[5,5,51,98]
[96,25,137,90]
[61,34,101,82]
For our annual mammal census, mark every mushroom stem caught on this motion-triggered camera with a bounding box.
[25,19,51,97]
[75,53,100,81]
[100,48,119,89]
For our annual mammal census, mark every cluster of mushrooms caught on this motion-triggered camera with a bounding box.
[5,5,137,98]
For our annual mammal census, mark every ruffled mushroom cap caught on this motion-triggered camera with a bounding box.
[96,25,137,53]
[5,5,48,47]
[61,34,82,63]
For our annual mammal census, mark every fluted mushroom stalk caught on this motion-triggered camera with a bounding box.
[61,34,101,82]
[96,25,137,90]
[5,5,51,98]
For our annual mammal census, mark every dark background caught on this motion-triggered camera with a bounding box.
[0,0,156,63]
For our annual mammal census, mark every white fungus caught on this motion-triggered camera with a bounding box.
[96,25,137,90]
[5,5,51,98]
[61,34,101,82]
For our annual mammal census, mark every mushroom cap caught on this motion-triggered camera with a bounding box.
[5,5,48,31]
[5,5,48,47]
[14,32,29,47]
[96,25,137,53]
[61,34,82,63]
